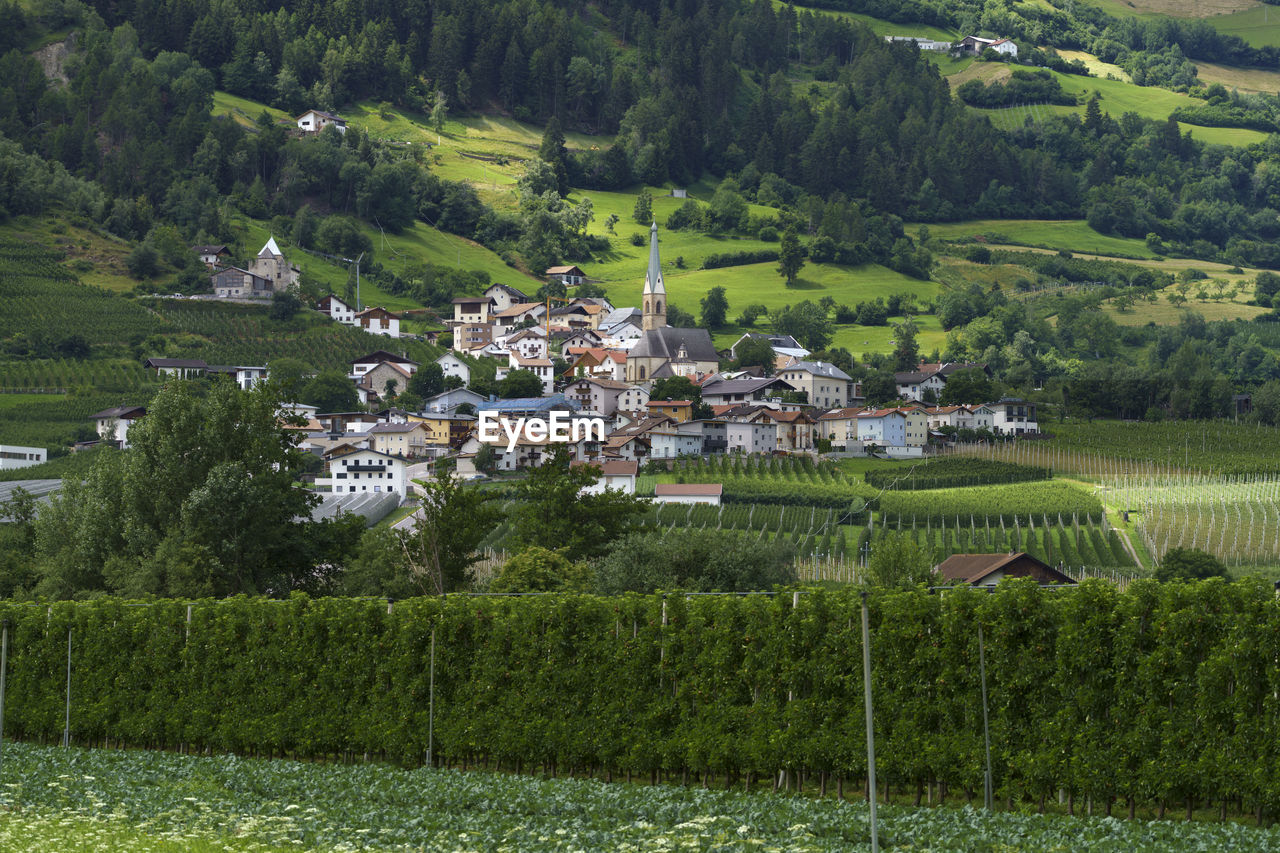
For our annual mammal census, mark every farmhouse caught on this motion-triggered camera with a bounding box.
[936,552,1075,586]
[192,244,230,267]
[958,35,1017,57]
[296,109,347,134]
[573,459,639,495]
[545,264,587,287]
[90,405,146,448]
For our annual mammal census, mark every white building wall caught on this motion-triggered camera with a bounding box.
[0,444,47,470]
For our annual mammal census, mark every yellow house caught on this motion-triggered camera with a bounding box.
[408,413,474,448]
[895,406,930,446]
[646,400,693,423]
[368,422,429,458]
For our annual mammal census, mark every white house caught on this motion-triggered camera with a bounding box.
[725,421,776,455]
[574,459,639,495]
[648,429,704,459]
[653,483,722,505]
[959,35,1017,57]
[435,352,471,385]
[505,328,549,360]
[495,353,555,395]
[91,405,146,448]
[422,387,484,413]
[207,365,269,390]
[296,109,347,133]
[316,447,406,498]
[451,297,494,325]
[484,283,532,313]
[0,444,47,470]
[990,399,1038,435]
[317,294,356,324]
[355,307,400,338]
[351,350,419,378]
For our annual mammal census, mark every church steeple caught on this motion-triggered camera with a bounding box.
[641,221,666,331]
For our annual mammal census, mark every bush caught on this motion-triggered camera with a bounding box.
[594,528,796,593]
[1155,547,1229,582]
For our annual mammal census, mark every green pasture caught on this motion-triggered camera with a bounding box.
[211,91,289,128]
[1211,4,1280,48]
[773,0,957,40]
[1104,291,1270,325]
[922,219,1157,258]
[598,258,936,323]
[230,215,538,311]
[831,311,946,355]
[971,71,1271,146]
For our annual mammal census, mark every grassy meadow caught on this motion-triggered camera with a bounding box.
[1210,3,1280,47]
[773,0,957,40]
[922,219,1158,258]
[970,70,1272,146]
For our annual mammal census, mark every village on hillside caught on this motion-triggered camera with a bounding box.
[2,225,1040,523]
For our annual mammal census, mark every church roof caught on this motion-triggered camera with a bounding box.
[630,327,719,363]
[642,221,664,296]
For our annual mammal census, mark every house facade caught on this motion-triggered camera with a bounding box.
[435,352,471,385]
[355,307,400,338]
[296,109,347,133]
[211,267,272,299]
[317,294,356,324]
[316,447,406,497]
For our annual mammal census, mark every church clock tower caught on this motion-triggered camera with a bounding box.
[641,221,667,331]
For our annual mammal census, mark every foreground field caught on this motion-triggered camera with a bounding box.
[5,742,1280,852]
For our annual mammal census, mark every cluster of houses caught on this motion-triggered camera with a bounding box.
[195,239,405,340]
[195,238,302,301]
[89,224,1039,507]
[884,34,1018,57]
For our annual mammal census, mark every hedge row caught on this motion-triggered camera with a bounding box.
[2,581,1279,815]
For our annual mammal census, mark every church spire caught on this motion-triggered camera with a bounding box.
[642,221,666,331]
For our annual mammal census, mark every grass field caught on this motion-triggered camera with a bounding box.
[211,91,289,128]
[229,214,540,312]
[1104,291,1270,324]
[1056,50,1132,83]
[1210,3,1280,47]
[922,219,1158,259]
[773,0,957,40]
[970,71,1272,146]
[1077,0,1256,17]
[596,257,936,330]
[1193,60,1280,94]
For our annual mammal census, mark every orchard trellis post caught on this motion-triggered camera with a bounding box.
[860,591,879,853]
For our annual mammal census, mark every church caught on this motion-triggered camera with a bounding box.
[624,223,720,383]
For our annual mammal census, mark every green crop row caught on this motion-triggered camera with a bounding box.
[871,516,1134,568]
[879,481,1103,525]
[1,582,1277,818]
[865,458,1049,491]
